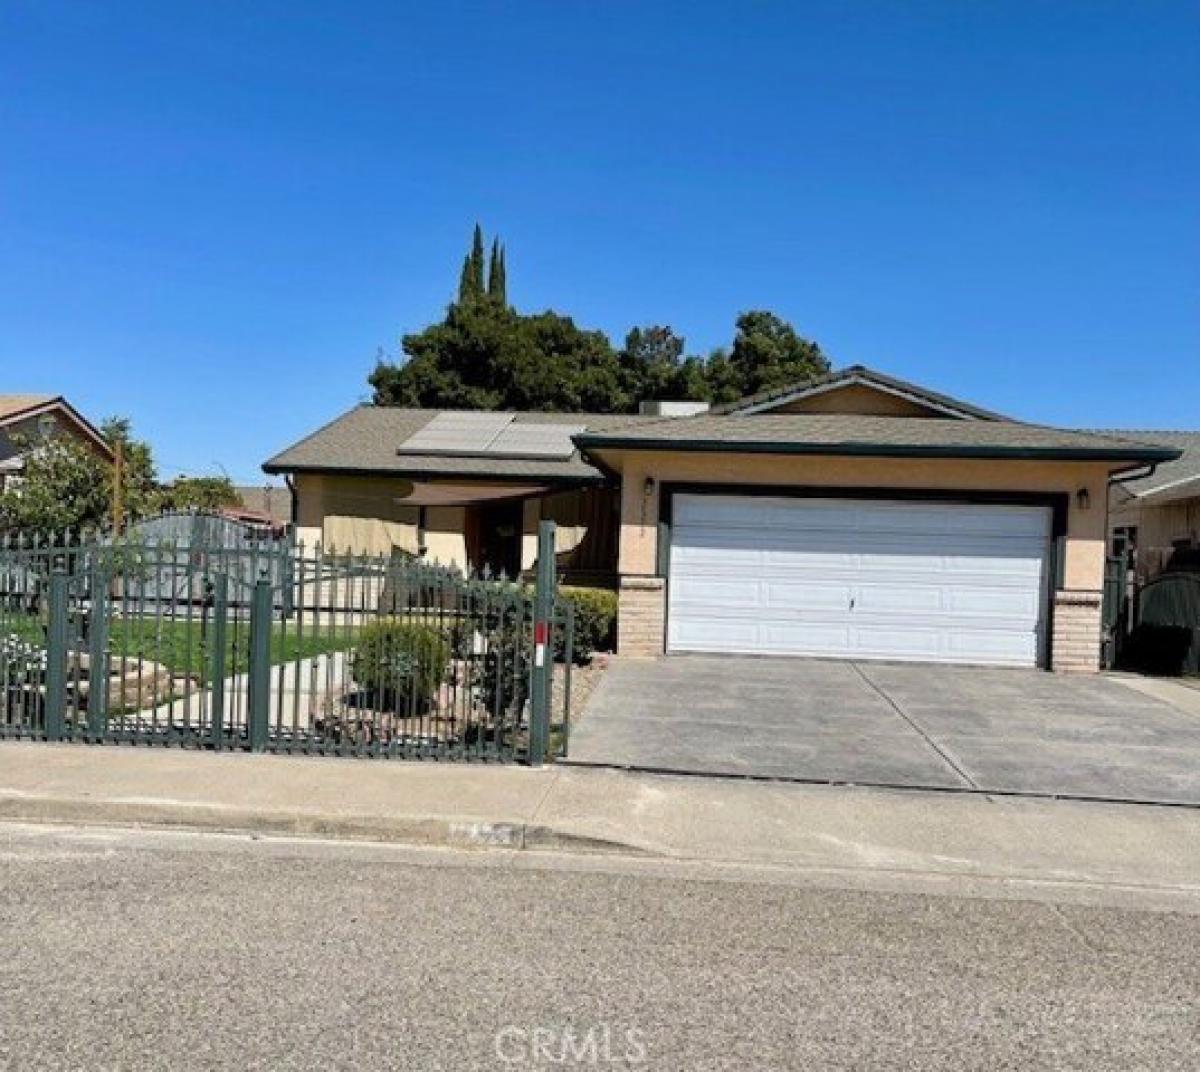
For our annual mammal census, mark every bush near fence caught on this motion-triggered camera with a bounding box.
[557,586,617,663]
[349,619,452,709]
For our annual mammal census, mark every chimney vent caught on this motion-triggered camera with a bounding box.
[638,400,710,417]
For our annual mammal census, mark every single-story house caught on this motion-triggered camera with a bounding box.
[1105,431,1200,580]
[264,366,1179,673]
[0,393,114,492]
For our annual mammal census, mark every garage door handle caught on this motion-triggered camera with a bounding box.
[850,597,856,610]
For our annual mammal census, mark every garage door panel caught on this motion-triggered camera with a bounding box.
[944,630,1039,663]
[670,577,762,610]
[763,581,854,611]
[854,625,944,658]
[761,549,862,570]
[668,494,1051,668]
[945,587,1042,617]
[668,618,762,650]
[759,622,854,653]
[854,585,944,613]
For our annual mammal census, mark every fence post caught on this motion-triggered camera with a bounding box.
[87,569,110,738]
[44,570,69,741]
[247,578,271,752]
[208,573,229,749]
[528,520,556,767]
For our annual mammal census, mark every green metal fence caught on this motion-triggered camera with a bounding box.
[1101,555,1129,670]
[0,522,570,763]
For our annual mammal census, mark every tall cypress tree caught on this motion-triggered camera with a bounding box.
[457,253,474,303]
[487,239,507,305]
[456,224,487,304]
[468,223,485,297]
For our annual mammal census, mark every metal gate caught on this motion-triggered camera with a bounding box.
[0,523,571,764]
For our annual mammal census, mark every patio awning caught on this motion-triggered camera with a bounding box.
[391,482,551,507]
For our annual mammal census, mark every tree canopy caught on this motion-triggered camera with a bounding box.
[370,225,831,413]
[157,475,241,513]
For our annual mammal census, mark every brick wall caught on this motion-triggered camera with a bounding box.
[617,576,666,657]
[1051,589,1102,674]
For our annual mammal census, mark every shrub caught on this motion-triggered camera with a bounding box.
[350,619,451,710]
[558,586,618,663]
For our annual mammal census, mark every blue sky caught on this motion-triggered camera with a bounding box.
[2,2,1197,482]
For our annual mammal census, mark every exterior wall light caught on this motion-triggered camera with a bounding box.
[1076,487,1091,511]
[643,476,656,498]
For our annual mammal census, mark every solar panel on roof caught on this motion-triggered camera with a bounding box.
[397,412,584,460]
[486,423,584,460]
[399,412,515,455]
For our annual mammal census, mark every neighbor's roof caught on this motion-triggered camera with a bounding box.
[576,413,1181,464]
[1097,430,1200,503]
[263,406,655,481]
[234,485,292,523]
[712,365,1008,420]
[0,394,56,422]
[0,393,114,459]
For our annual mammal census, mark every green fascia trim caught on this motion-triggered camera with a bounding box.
[260,462,603,484]
[573,437,1182,465]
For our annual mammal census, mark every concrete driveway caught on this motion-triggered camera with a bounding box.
[568,657,1200,805]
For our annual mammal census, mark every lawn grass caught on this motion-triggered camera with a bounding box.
[1,611,361,679]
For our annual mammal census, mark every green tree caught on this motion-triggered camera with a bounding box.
[0,434,110,532]
[372,228,631,412]
[101,417,158,521]
[373,229,834,414]
[619,326,709,403]
[457,223,487,304]
[156,475,241,513]
[726,310,830,398]
[487,240,507,305]
[697,348,744,406]
[0,417,157,532]
[371,300,631,412]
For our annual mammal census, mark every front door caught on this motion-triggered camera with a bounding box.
[474,500,524,578]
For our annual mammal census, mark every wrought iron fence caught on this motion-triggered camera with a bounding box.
[0,523,570,764]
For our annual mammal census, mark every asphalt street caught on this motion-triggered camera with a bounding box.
[1,823,1197,1071]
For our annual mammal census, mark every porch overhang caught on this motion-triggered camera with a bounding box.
[390,481,555,507]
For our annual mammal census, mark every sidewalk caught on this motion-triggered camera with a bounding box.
[2,742,1200,898]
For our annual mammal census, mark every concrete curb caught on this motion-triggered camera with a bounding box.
[0,792,653,857]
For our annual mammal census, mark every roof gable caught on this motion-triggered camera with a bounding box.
[717,366,1007,421]
[0,394,113,460]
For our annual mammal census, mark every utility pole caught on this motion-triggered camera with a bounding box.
[111,439,124,536]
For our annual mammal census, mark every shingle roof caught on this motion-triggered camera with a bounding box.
[262,406,655,481]
[711,365,1008,420]
[0,394,113,459]
[0,394,56,422]
[1094,430,1200,502]
[576,413,1181,463]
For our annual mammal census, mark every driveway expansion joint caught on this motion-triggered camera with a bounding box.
[849,662,980,790]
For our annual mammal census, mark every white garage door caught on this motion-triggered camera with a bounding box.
[667,494,1052,667]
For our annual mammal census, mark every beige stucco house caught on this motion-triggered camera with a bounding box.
[265,366,1177,674]
[1105,431,1200,580]
[0,394,114,491]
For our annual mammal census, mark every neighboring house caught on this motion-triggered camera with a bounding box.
[0,394,114,491]
[265,365,1178,673]
[231,484,292,530]
[1104,431,1200,580]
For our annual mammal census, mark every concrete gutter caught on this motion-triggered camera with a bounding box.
[3,743,1200,898]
